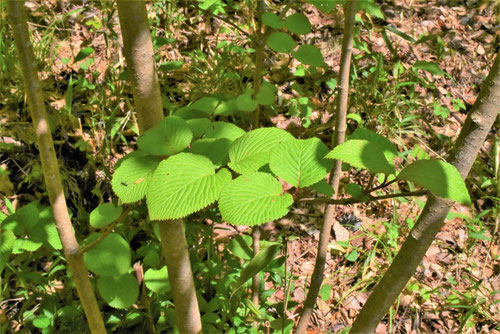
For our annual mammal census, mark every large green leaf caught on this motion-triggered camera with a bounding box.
[1,201,40,235]
[284,13,311,35]
[112,151,160,203]
[266,32,296,53]
[227,234,253,260]
[205,122,245,141]
[397,159,471,205]
[147,153,232,220]
[90,203,122,229]
[228,128,294,175]
[350,128,399,160]
[190,138,232,168]
[231,244,280,295]
[292,45,326,67]
[186,118,212,138]
[137,116,193,156]
[83,233,131,276]
[219,172,293,226]
[269,138,333,187]
[97,273,139,309]
[326,139,396,175]
[236,93,258,112]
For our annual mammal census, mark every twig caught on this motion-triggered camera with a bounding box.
[298,190,428,205]
[78,206,132,255]
[196,6,255,43]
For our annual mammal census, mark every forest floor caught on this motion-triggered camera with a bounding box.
[0,0,499,333]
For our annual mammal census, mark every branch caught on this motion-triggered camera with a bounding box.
[298,190,428,205]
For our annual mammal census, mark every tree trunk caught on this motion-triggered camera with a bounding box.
[6,2,105,333]
[116,1,202,333]
[295,1,357,332]
[350,53,500,333]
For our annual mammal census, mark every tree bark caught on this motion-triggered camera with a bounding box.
[6,2,105,333]
[350,53,500,333]
[116,1,202,333]
[116,0,164,133]
[295,1,357,332]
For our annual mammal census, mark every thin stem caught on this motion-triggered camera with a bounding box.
[298,190,428,205]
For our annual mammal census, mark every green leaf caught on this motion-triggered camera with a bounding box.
[228,128,294,175]
[227,234,253,260]
[350,128,398,160]
[357,0,384,19]
[347,113,362,124]
[266,32,296,53]
[74,47,94,62]
[84,233,131,276]
[112,151,160,203]
[137,116,193,156]
[190,138,232,167]
[214,98,238,116]
[219,172,293,226]
[255,82,276,106]
[269,138,333,187]
[236,93,258,112]
[189,96,219,114]
[412,61,445,76]
[345,249,359,262]
[144,267,170,294]
[90,203,122,229]
[29,206,62,250]
[147,153,232,220]
[326,139,396,175]
[1,202,40,236]
[345,183,363,199]
[0,230,15,273]
[158,60,184,72]
[97,273,139,309]
[310,179,334,197]
[319,284,332,301]
[262,12,284,29]
[205,122,245,141]
[12,238,42,253]
[397,159,471,205]
[292,45,326,67]
[284,13,311,35]
[33,316,51,328]
[186,118,212,138]
[232,244,280,295]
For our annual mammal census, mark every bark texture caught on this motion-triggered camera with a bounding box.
[350,53,500,333]
[159,221,203,334]
[116,1,202,333]
[117,0,164,133]
[295,1,357,332]
[6,2,105,333]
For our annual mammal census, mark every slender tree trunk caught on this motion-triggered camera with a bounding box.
[116,0,163,132]
[6,2,105,333]
[116,1,202,333]
[295,1,357,332]
[350,54,500,333]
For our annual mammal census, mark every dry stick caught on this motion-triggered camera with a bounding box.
[350,54,500,333]
[295,0,357,332]
[116,1,202,333]
[298,190,428,205]
[6,2,105,333]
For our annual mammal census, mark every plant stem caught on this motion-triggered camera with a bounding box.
[350,54,500,333]
[298,190,428,205]
[117,1,202,332]
[6,2,105,333]
[159,220,202,334]
[295,1,357,332]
